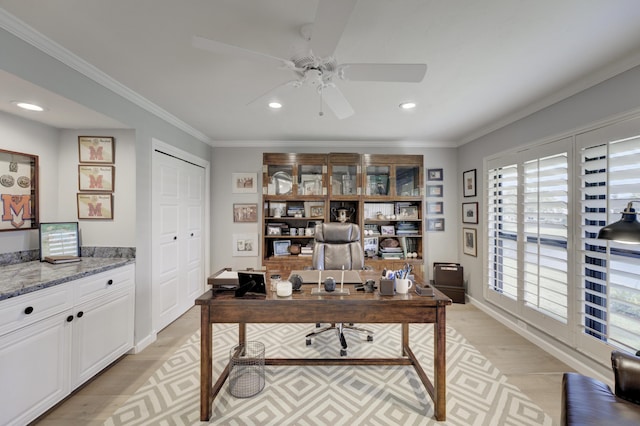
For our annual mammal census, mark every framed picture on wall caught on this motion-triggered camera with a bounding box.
[232,172,257,193]
[463,227,478,257]
[427,218,445,232]
[233,233,258,257]
[0,148,39,231]
[78,165,114,192]
[427,201,443,215]
[78,136,114,164]
[462,202,478,224]
[77,193,113,220]
[427,168,443,181]
[233,203,258,222]
[426,184,443,197]
[463,169,477,197]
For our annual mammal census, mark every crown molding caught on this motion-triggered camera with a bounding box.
[0,8,211,144]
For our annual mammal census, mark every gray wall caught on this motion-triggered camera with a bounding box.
[458,64,640,376]
[211,144,459,277]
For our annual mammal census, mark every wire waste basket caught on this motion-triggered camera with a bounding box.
[228,341,265,398]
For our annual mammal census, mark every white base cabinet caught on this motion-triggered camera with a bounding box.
[0,263,134,426]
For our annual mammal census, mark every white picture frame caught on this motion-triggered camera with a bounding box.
[233,233,258,257]
[232,172,257,193]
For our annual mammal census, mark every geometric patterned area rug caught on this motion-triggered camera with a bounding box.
[104,323,553,426]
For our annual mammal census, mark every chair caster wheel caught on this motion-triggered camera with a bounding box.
[306,338,312,346]
[340,349,347,356]
[367,335,374,342]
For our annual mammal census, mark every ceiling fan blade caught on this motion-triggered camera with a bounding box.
[339,63,427,83]
[192,35,295,69]
[321,85,354,119]
[310,0,357,58]
[246,80,300,107]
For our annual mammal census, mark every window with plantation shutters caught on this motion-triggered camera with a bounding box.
[487,163,518,301]
[523,153,569,322]
[485,113,640,365]
[577,129,640,354]
[486,139,570,336]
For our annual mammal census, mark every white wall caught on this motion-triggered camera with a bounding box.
[211,145,459,278]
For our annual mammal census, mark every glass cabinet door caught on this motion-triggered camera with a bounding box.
[266,165,293,195]
[396,166,421,196]
[297,164,324,196]
[330,165,358,195]
[365,165,390,196]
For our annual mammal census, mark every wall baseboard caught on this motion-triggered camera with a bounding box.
[467,295,613,387]
[133,332,157,354]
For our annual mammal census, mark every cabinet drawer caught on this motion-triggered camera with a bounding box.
[0,284,73,336]
[74,264,134,304]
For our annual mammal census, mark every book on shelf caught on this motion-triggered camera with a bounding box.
[44,255,81,264]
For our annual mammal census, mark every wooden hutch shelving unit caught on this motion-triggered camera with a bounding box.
[262,153,424,281]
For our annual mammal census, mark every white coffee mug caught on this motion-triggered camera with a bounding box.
[290,228,297,236]
[276,280,292,297]
[395,278,413,294]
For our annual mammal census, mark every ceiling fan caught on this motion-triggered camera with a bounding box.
[192,0,427,119]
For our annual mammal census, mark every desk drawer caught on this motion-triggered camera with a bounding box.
[0,284,73,336]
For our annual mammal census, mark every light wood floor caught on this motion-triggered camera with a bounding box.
[33,303,572,425]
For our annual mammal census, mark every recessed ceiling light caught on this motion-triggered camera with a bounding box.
[399,102,417,110]
[268,102,282,109]
[12,101,45,112]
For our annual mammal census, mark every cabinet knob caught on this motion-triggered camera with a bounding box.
[173,236,177,240]
[66,315,74,322]
[107,279,114,285]
[191,233,194,237]
[24,306,34,315]
[77,311,84,318]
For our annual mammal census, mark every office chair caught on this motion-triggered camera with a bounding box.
[305,222,373,356]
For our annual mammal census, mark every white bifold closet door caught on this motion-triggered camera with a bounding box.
[152,149,205,332]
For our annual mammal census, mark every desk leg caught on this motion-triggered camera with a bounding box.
[200,304,212,421]
[401,323,409,356]
[434,305,447,421]
[239,322,246,345]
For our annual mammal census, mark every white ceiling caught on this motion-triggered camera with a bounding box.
[2,0,640,147]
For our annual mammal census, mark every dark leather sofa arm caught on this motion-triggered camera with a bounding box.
[562,372,640,426]
[612,350,640,404]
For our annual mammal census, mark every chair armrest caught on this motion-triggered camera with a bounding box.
[612,350,640,404]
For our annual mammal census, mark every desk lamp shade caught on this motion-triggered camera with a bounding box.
[597,202,640,243]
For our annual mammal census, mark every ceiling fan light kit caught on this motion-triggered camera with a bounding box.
[193,0,427,120]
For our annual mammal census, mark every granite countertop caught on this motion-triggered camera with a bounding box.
[0,257,135,301]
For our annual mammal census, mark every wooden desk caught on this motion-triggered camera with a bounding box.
[195,280,452,422]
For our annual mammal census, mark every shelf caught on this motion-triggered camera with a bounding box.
[262,152,424,277]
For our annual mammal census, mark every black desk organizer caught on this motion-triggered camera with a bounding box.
[432,262,465,303]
